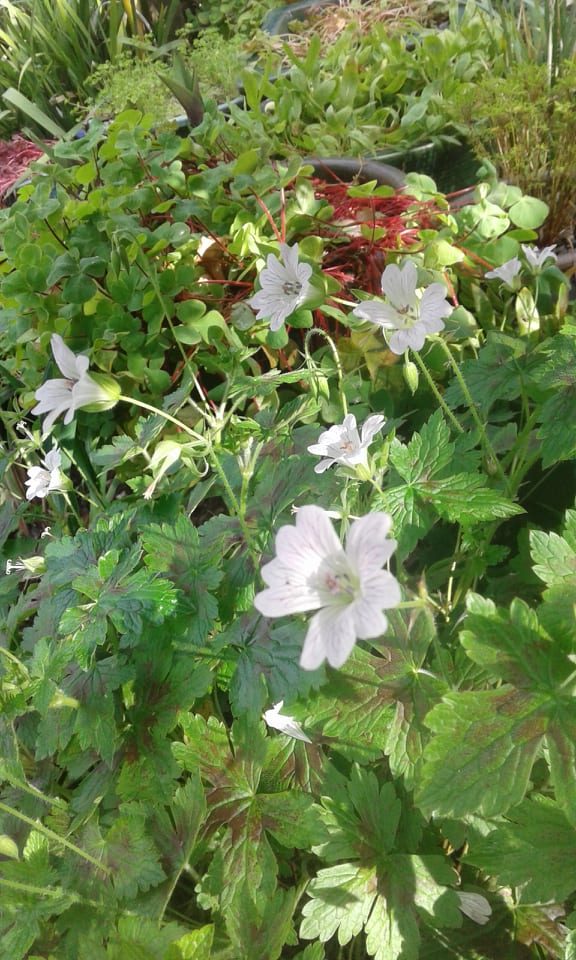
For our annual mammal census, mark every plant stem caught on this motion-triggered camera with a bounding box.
[0,800,110,874]
[118,395,207,446]
[208,448,260,566]
[304,327,347,417]
[433,338,510,493]
[410,349,464,434]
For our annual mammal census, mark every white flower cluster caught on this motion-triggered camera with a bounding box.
[249,243,454,356]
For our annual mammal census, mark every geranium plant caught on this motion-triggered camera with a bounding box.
[1,111,576,960]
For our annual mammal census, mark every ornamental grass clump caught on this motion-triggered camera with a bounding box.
[457,59,576,244]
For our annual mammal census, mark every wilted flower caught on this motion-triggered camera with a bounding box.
[24,447,65,500]
[254,505,401,670]
[353,260,453,354]
[456,892,492,925]
[5,555,46,576]
[263,701,312,743]
[32,334,120,436]
[484,257,522,290]
[521,244,558,273]
[248,242,312,332]
[307,413,385,474]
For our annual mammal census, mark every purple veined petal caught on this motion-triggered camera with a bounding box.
[313,459,335,474]
[345,513,396,571]
[43,448,62,472]
[380,260,418,310]
[299,604,357,669]
[388,326,426,354]
[351,598,390,640]
[71,374,112,409]
[32,378,73,415]
[364,569,402,608]
[353,300,403,328]
[51,333,89,379]
[278,242,313,283]
[275,506,342,567]
[419,284,453,323]
[254,578,323,616]
[360,414,385,445]
[421,315,446,336]
[278,242,300,271]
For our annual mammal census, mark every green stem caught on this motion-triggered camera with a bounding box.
[0,771,67,811]
[0,877,79,899]
[411,349,464,434]
[208,449,260,566]
[118,395,207,446]
[433,338,509,492]
[0,801,109,874]
[304,327,347,417]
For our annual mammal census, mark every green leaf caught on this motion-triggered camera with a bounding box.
[508,196,549,229]
[173,716,323,909]
[420,473,523,523]
[417,687,548,818]
[163,925,214,960]
[466,796,576,903]
[105,812,165,899]
[141,515,223,644]
[460,594,572,690]
[530,510,576,586]
[443,332,527,415]
[229,620,323,720]
[530,333,576,467]
[300,856,460,960]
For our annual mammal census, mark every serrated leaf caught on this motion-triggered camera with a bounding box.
[466,795,576,903]
[172,715,322,909]
[389,410,455,484]
[443,332,526,414]
[141,515,222,644]
[530,334,576,467]
[417,687,549,818]
[420,473,523,523]
[460,593,572,689]
[531,511,576,586]
[164,925,214,960]
[315,766,401,864]
[300,855,460,960]
[105,814,165,899]
[229,620,323,720]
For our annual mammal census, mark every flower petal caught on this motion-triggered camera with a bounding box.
[360,414,385,445]
[380,261,418,310]
[345,513,396,571]
[353,300,402,328]
[51,333,89,379]
[300,604,357,669]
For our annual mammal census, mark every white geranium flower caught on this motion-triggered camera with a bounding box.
[263,701,312,743]
[307,413,385,474]
[521,243,558,273]
[32,334,119,437]
[353,260,453,355]
[248,242,313,332]
[484,257,522,290]
[254,505,401,670]
[24,447,65,500]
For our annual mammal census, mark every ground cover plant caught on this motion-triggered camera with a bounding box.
[1,109,576,958]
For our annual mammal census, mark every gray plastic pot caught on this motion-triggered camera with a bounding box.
[303,156,406,190]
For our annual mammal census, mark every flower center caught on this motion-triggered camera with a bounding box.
[394,305,418,329]
[282,280,302,297]
[316,555,359,606]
